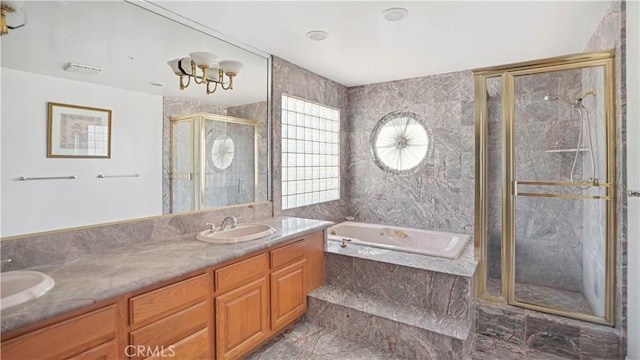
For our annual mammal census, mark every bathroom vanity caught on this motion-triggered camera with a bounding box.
[0,218,329,360]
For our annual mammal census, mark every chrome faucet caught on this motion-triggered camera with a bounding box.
[219,216,240,231]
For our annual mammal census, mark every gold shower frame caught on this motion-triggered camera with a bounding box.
[473,50,616,325]
[170,113,259,212]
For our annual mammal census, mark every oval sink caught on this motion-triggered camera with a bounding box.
[196,223,276,244]
[1,271,55,310]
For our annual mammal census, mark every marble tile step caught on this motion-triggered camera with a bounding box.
[306,286,474,359]
[307,285,472,341]
[325,252,473,320]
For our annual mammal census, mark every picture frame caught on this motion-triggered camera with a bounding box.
[47,102,111,158]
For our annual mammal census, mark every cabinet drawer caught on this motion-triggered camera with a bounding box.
[130,301,208,360]
[1,305,117,360]
[143,328,209,360]
[270,239,306,269]
[68,340,117,360]
[215,253,268,293]
[130,274,208,327]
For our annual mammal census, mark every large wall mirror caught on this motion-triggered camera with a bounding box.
[0,1,270,238]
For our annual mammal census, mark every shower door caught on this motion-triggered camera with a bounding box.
[504,58,616,324]
[474,50,616,325]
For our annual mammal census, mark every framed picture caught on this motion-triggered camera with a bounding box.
[47,102,111,158]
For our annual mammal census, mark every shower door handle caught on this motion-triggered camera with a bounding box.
[629,190,640,197]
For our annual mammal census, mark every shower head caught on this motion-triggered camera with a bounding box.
[574,89,596,106]
[543,93,558,101]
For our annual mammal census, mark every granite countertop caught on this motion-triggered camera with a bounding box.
[1,216,333,333]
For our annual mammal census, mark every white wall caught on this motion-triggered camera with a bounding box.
[626,1,640,358]
[1,68,163,237]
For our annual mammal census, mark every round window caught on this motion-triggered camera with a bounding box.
[370,110,432,175]
[210,134,235,170]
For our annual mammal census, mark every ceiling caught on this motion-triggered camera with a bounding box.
[0,1,268,107]
[151,1,613,87]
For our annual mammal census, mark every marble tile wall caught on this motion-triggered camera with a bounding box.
[228,101,270,203]
[347,71,475,234]
[476,301,621,359]
[324,252,473,320]
[271,56,350,223]
[0,201,273,272]
[582,0,627,352]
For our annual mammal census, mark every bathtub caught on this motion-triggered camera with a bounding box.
[327,221,470,259]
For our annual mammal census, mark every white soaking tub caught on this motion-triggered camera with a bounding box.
[327,221,470,259]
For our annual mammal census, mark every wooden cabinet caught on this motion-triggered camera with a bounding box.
[1,305,118,360]
[305,231,325,292]
[1,230,326,360]
[215,254,269,360]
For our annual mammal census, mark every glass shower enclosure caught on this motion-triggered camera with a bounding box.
[170,113,258,213]
[474,51,616,325]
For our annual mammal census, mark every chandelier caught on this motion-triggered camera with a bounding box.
[1,1,26,36]
[167,52,243,95]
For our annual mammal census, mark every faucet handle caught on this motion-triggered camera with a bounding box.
[205,223,217,234]
[232,217,243,228]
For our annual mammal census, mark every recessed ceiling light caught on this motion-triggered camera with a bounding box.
[382,8,409,22]
[306,30,329,41]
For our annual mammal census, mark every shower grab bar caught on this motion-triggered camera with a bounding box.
[18,175,77,181]
[514,180,611,187]
[97,173,141,179]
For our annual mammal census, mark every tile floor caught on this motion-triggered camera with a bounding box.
[246,320,575,360]
[487,278,593,315]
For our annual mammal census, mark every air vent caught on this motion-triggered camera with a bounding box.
[63,62,102,75]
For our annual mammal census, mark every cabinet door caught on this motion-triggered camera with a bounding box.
[215,276,269,360]
[271,259,307,331]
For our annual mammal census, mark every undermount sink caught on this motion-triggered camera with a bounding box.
[196,223,276,244]
[1,271,55,310]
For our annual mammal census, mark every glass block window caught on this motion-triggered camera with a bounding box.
[281,94,340,210]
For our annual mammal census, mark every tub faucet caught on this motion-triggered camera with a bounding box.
[219,216,240,231]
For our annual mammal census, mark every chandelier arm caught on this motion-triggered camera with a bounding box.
[193,63,207,84]
[206,81,218,95]
[220,75,234,91]
[179,75,190,90]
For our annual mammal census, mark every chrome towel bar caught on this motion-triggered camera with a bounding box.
[18,175,77,181]
[97,173,141,179]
